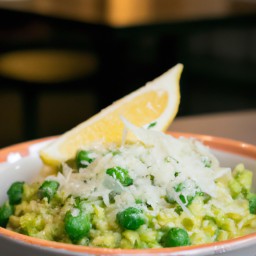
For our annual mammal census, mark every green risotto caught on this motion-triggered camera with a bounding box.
[1,124,256,249]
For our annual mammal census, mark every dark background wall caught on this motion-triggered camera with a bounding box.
[0,9,255,147]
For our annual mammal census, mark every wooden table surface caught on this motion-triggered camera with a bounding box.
[0,0,255,27]
[169,109,256,145]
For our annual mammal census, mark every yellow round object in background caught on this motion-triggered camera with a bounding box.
[0,49,98,83]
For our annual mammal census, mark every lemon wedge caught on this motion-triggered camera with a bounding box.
[40,64,183,167]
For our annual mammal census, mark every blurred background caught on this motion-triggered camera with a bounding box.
[0,0,255,147]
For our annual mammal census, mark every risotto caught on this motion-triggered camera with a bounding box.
[1,121,256,249]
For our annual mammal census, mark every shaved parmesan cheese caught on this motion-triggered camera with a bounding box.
[53,119,231,215]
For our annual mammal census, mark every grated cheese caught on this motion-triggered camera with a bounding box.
[50,119,231,215]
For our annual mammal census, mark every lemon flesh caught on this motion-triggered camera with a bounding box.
[40,64,183,167]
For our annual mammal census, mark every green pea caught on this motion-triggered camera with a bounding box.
[7,181,24,205]
[161,227,190,247]
[0,202,14,228]
[116,207,145,230]
[106,166,133,186]
[76,150,94,168]
[38,180,59,201]
[64,208,90,243]
[248,193,256,214]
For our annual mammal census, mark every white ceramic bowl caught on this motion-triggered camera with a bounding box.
[0,133,256,256]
